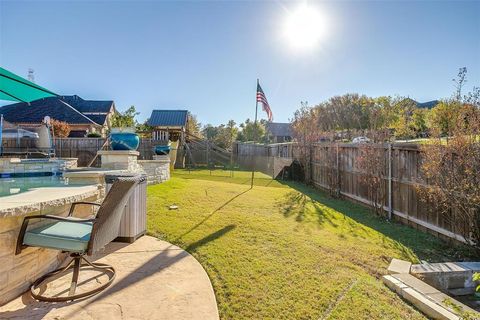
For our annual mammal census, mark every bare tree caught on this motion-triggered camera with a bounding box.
[420,69,480,249]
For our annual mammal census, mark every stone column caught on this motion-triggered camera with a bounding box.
[97,150,142,172]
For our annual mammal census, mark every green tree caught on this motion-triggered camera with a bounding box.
[236,119,267,143]
[136,119,154,138]
[111,106,139,128]
[428,100,462,137]
[202,124,220,140]
[220,120,238,150]
[390,98,420,139]
[187,112,202,137]
[201,120,239,150]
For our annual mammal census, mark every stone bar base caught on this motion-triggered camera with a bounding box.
[0,186,101,305]
[138,156,170,185]
[97,150,141,171]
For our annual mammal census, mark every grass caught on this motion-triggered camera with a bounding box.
[146,169,475,319]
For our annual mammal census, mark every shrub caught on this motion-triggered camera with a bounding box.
[473,273,480,294]
[87,132,102,138]
[419,70,480,250]
[51,119,71,137]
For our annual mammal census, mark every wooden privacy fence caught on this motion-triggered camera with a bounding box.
[1,138,163,166]
[55,138,161,166]
[235,141,467,243]
[1,136,234,168]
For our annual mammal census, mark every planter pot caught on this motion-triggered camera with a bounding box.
[110,132,140,151]
[154,145,171,155]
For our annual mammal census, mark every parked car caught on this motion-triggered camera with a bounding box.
[352,136,371,144]
[1,128,39,139]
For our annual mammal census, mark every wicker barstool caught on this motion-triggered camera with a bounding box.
[15,176,141,302]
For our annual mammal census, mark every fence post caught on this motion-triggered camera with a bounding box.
[308,143,313,184]
[388,143,393,220]
[336,143,340,196]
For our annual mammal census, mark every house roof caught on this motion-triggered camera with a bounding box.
[402,98,439,109]
[266,122,293,137]
[147,110,188,127]
[416,100,439,109]
[0,95,114,126]
[60,95,114,113]
[0,97,99,126]
[85,114,109,125]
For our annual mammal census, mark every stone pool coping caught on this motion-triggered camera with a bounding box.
[0,185,101,217]
[383,259,479,319]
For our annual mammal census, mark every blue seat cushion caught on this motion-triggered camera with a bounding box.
[23,221,93,253]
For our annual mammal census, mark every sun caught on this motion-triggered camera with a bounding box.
[283,4,327,50]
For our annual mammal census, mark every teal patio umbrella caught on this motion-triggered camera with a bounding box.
[0,67,58,154]
[0,67,57,103]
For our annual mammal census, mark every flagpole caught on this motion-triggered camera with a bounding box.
[251,79,259,189]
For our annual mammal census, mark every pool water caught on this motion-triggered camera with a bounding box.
[0,176,69,197]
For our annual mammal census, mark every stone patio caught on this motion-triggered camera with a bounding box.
[0,236,219,320]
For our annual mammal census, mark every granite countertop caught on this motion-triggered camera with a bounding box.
[0,185,101,217]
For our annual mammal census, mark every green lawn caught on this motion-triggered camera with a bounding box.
[146,169,473,319]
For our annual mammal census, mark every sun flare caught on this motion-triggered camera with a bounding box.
[284,4,327,50]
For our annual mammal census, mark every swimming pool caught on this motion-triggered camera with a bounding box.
[0,176,70,197]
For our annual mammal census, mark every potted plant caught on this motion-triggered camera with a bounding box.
[109,106,140,151]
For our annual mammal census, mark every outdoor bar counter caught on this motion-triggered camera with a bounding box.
[0,185,102,305]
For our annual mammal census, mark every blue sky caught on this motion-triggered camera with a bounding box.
[1,0,479,126]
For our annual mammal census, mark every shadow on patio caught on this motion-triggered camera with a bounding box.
[0,236,220,320]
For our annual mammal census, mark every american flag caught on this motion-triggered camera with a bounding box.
[256,82,273,122]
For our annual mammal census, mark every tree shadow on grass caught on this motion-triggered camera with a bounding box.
[278,181,478,262]
[279,190,338,227]
[186,225,236,253]
[175,188,250,242]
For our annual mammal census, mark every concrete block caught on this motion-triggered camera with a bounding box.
[457,262,480,272]
[387,258,412,274]
[393,273,439,295]
[411,262,468,274]
[448,287,475,296]
[382,275,408,294]
[411,262,479,291]
[383,275,460,319]
[401,288,459,320]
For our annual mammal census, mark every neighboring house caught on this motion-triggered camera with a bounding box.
[402,98,439,109]
[416,100,439,109]
[147,110,189,141]
[266,122,293,143]
[0,95,115,137]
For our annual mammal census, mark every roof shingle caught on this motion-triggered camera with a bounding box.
[0,97,98,125]
[0,95,114,126]
[147,110,188,127]
[266,122,293,137]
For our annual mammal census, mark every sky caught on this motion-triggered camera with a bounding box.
[0,0,479,126]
